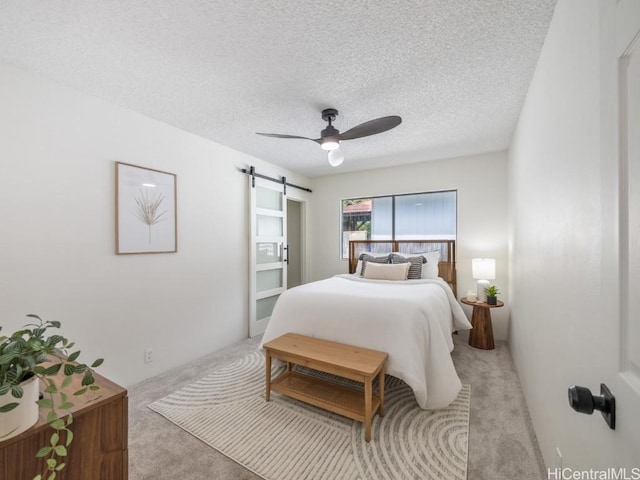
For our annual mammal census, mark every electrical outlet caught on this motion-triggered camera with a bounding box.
[144,349,153,363]
[555,447,563,469]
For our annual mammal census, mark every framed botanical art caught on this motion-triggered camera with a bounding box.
[116,162,177,254]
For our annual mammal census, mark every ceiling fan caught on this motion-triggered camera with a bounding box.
[256,109,402,167]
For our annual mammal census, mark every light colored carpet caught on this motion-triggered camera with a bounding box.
[128,333,546,479]
[148,351,470,480]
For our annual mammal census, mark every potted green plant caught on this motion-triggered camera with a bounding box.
[0,314,103,480]
[485,285,500,305]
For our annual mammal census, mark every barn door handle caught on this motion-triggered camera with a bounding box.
[568,384,615,429]
[283,245,289,264]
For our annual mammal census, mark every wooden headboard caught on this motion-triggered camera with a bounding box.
[348,239,457,296]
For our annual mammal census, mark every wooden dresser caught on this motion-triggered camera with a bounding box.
[0,369,128,480]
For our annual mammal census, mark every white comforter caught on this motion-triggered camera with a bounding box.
[260,274,472,410]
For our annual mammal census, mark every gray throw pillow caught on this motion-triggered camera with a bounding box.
[359,254,390,276]
[390,254,423,280]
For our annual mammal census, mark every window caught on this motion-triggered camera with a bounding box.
[341,190,456,258]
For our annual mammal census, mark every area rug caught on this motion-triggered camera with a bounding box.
[148,351,470,480]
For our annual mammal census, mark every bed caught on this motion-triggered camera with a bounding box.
[260,240,472,410]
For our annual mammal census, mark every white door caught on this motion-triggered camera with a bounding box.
[612,0,640,463]
[249,177,287,337]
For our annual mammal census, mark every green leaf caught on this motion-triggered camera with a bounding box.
[0,353,17,365]
[63,364,75,376]
[50,432,59,446]
[0,402,19,413]
[33,475,42,480]
[55,463,65,471]
[47,472,56,480]
[50,419,65,430]
[73,387,87,396]
[66,351,80,362]
[65,429,74,447]
[43,364,61,376]
[49,320,61,328]
[10,385,24,398]
[27,339,43,351]
[53,445,67,457]
[26,314,43,321]
[9,365,23,381]
[46,410,57,423]
[37,398,54,409]
[46,335,64,346]
[8,332,28,342]
[81,371,95,386]
[44,383,58,394]
[35,446,52,458]
[74,364,86,374]
[61,376,72,389]
[46,458,57,469]
[89,385,100,391]
[59,402,74,410]
[90,358,104,368]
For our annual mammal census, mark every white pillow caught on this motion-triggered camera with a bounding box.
[421,251,441,279]
[392,251,441,278]
[362,261,410,280]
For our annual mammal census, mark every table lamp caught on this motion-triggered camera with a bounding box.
[472,258,495,303]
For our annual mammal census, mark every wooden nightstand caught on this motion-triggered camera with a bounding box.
[460,297,504,350]
[0,369,128,479]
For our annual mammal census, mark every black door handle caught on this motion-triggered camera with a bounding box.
[568,383,615,429]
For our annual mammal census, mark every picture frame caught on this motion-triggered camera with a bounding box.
[115,162,177,254]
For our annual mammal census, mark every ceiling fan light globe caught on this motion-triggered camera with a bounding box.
[328,149,344,167]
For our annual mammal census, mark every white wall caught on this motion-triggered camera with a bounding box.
[509,0,629,469]
[0,63,310,387]
[309,152,510,340]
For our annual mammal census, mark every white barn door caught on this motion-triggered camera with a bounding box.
[249,176,287,337]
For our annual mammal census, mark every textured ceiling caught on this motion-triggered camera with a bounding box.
[0,0,556,177]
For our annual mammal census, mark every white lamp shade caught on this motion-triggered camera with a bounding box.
[472,258,495,280]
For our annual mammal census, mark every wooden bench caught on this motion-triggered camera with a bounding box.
[263,333,388,442]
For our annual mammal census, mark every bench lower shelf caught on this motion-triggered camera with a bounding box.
[271,370,381,423]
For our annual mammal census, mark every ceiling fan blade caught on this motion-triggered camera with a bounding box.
[338,116,402,141]
[256,132,321,144]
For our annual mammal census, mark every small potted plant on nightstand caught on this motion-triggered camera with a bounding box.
[485,285,500,305]
[0,314,103,480]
